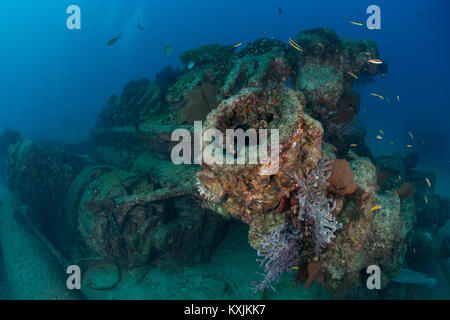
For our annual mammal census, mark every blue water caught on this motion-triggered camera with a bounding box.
[1,0,448,149]
[0,0,449,300]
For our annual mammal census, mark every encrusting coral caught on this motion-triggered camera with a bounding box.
[396,182,416,199]
[178,83,220,123]
[295,261,325,289]
[327,159,358,197]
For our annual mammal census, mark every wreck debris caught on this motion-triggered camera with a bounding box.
[0,131,228,270]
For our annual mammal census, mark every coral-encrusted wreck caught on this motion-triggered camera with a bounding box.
[0,28,427,298]
[191,28,414,295]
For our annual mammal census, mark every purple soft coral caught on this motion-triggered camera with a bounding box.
[252,159,341,294]
[284,158,342,256]
[251,223,300,293]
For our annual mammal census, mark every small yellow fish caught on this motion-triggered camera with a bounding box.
[408,131,414,139]
[289,266,299,271]
[349,144,358,147]
[424,195,429,204]
[351,236,357,244]
[370,93,385,100]
[425,178,431,188]
[233,42,243,48]
[288,38,298,46]
[316,41,324,49]
[368,58,383,64]
[350,21,364,26]
[379,130,385,135]
[406,145,413,148]
[347,71,358,79]
[376,135,383,140]
[370,205,383,212]
[289,37,303,52]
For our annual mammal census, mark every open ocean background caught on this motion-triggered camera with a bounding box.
[0,0,449,194]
